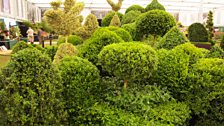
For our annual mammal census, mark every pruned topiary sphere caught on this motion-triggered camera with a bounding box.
[121,10,141,25]
[188,23,208,42]
[125,4,145,14]
[145,0,166,12]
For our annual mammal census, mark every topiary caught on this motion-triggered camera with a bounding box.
[205,46,224,59]
[79,28,124,65]
[121,23,137,40]
[145,0,166,12]
[188,23,208,42]
[142,34,162,47]
[121,10,141,25]
[0,48,67,125]
[53,43,78,64]
[44,46,58,61]
[12,41,32,54]
[58,56,100,125]
[98,42,158,89]
[109,13,121,27]
[186,58,224,123]
[125,4,145,14]
[135,10,176,40]
[220,35,224,49]
[102,12,123,27]
[157,26,189,50]
[107,26,132,41]
[57,35,83,45]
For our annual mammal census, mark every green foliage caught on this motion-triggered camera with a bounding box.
[98,42,158,83]
[106,0,123,12]
[142,34,162,47]
[157,26,189,50]
[135,10,176,40]
[206,46,224,59]
[0,48,67,125]
[107,26,132,41]
[186,58,224,123]
[221,35,224,49]
[78,29,124,65]
[188,23,208,42]
[44,46,58,61]
[57,35,83,45]
[38,19,53,33]
[125,4,145,14]
[109,13,121,27]
[53,43,78,64]
[0,20,6,31]
[12,41,32,54]
[121,10,141,25]
[58,56,100,124]
[121,23,137,40]
[22,20,37,30]
[206,11,214,42]
[145,0,166,12]
[102,12,123,27]
[9,26,21,39]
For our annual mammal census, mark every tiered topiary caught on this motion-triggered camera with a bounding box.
[121,23,137,40]
[188,23,208,42]
[121,10,141,25]
[57,35,83,45]
[135,10,176,40]
[102,12,123,27]
[109,13,121,27]
[206,11,214,43]
[0,48,67,125]
[53,43,78,64]
[157,26,189,49]
[125,4,145,14]
[58,56,100,125]
[78,28,124,65]
[145,0,166,12]
[98,42,158,89]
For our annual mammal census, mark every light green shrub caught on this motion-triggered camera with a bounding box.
[109,13,121,27]
[107,26,132,41]
[12,41,32,54]
[121,23,137,40]
[121,10,141,25]
[125,5,145,14]
[206,46,224,59]
[57,35,83,45]
[102,12,123,27]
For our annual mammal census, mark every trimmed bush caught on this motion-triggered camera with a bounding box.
[121,23,137,40]
[44,46,58,61]
[121,10,141,25]
[206,46,224,59]
[102,12,123,27]
[98,42,158,88]
[125,4,145,14]
[0,48,67,125]
[107,26,132,41]
[58,56,100,124]
[53,43,78,64]
[186,58,224,123]
[135,10,176,40]
[142,34,162,47]
[109,13,121,27]
[12,41,32,54]
[145,0,166,12]
[188,23,208,42]
[157,26,189,49]
[57,35,83,45]
[79,29,124,65]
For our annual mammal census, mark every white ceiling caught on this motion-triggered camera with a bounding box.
[28,0,224,12]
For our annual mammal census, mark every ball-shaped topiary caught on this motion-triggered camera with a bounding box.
[107,26,133,41]
[121,10,141,25]
[12,41,32,54]
[157,26,189,50]
[135,10,176,40]
[1,48,67,125]
[121,23,137,40]
[53,43,78,64]
[58,56,100,124]
[145,0,166,12]
[102,12,123,27]
[98,42,158,88]
[125,4,145,14]
[188,23,208,42]
[57,35,83,45]
[79,29,124,65]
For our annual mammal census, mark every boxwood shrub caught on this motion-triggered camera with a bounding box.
[145,0,166,12]
[157,26,189,50]
[44,46,58,61]
[0,48,67,125]
[121,10,141,25]
[107,26,132,41]
[188,23,208,42]
[102,12,123,27]
[125,4,145,14]
[135,10,176,40]
[205,45,224,59]
[57,35,83,45]
[121,23,137,40]
[58,56,100,125]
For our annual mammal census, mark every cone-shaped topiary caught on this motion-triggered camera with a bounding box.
[53,43,78,64]
[125,4,145,14]
[188,23,208,42]
[145,0,166,12]
[110,13,121,27]
[102,12,123,27]
[1,48,67,125]
[121,10,141,25]
[157,26,189,50]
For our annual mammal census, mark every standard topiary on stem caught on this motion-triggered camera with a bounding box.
[206,11,214,43]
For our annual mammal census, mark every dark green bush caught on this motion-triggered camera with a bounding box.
[186,58,224,123]
[98,42,158,88]
[0,48,67,125]
[102,12,123,27]
[125,4,145,14]
[78,29,124,65]
[58,56,100,125]
[53,43,78,64]
[157,26,189,50]
[121,23,137,40]
[57,35,83,45]
[44,46,58,61]
[188,23,208,42]
[12,41,32,54]
[220,35,224,49]
[135,10,176,40]
[121,10,141,25]
[145,0,166,12]
[206,46,224,59]
[107,26,132,41]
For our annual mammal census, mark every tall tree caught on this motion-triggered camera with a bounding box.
[206,11,214,42]
[44,0,84,43]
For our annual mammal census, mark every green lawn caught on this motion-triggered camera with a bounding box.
[0,55,11,68]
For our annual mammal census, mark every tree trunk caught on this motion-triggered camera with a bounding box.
[65,35,68,43]
[124,80,128,90]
